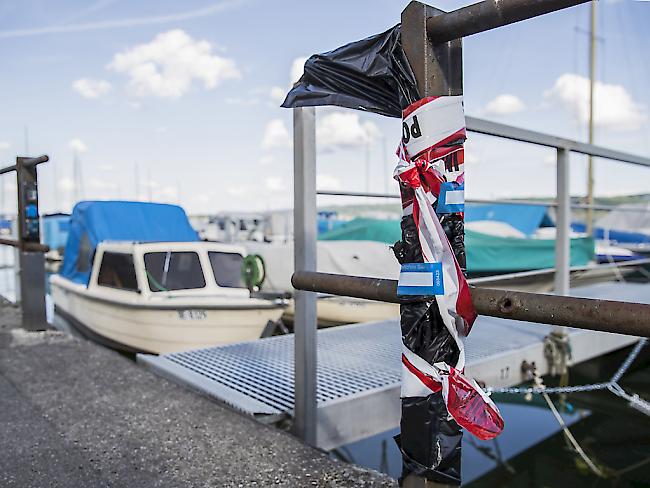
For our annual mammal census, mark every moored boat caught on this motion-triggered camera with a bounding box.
[51,201,286,354]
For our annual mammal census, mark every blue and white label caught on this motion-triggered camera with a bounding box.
[437,182,464,214]
[397,262,444,296]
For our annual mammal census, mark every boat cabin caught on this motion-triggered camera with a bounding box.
[88,241,251,299]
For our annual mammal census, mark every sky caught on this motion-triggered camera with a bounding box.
[0,0,649,215]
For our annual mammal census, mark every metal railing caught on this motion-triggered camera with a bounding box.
[316,190,650,213]
[0,154,49,331]
[290,0,650,448]
[292,271,650,338]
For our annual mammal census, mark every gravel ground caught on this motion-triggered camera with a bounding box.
[0,303,397,487]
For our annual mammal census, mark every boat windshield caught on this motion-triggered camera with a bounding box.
[144,252,206,292]
[208,252,244,288]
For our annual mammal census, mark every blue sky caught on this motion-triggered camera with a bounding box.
[0,0,648,214]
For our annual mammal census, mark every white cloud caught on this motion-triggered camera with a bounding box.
[68,138,88,152]
[98,164,114,171]
[316,174,341,191]
[265,176,286,192]
[260,111,382,152]
[108,29,241,98]
[290,57,308,85]
[72,78,111,98]
[545,73,647,131]
[270,86,286,105]
[0,142,10,150]
[484,94,525,116]
[262,119,291,150]
[317,111,380,150]
[267,56,307,105]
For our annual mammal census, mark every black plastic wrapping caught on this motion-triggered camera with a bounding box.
[282,25,419,118]
[393,211,462,485]
[283,25,466,486]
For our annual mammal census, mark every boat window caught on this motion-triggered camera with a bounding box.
[209,252,244,288]
[97,252,139,291]
[144,252,206,292]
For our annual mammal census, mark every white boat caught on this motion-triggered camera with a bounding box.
[51,201,286,354]
[244,240,402,325]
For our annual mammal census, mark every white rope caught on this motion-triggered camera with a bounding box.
[541,390,606,478]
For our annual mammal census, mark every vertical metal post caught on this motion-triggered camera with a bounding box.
[401,4,463,486]
[402,1,463,96]
[18,251,46,330]
[555,147,570,296]
[293,107,318,445]
[16,157,47,331]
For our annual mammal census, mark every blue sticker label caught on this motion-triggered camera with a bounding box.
[437,181,464,214]
[397,262,444,296]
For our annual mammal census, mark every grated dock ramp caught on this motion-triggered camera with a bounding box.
[138,281,648,450]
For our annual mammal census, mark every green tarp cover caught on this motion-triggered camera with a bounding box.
[319,218,595,273]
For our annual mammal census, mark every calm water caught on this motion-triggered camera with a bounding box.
[335,346,650,487]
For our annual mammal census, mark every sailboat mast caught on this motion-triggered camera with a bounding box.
[586,0,596,234]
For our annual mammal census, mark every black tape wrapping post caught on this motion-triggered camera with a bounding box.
[283,25,493,486]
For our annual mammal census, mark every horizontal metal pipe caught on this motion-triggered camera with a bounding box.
[317,190,650,213]
[0,154,49,175]
[292,271,650,338]
[0,238,49,252]
[22,154,49,167]
[466,117,650,167]
[0,164,17,175]
[427,0,590,44]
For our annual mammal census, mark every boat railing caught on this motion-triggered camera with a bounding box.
[289,0,650,448]
[0,154,50,330]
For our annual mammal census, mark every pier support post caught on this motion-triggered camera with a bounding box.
[19,251,47,330]
[555,147,570,297]
[293,107,318,445]
[16,156,47,331]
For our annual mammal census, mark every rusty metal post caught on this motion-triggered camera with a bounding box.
[400,5,464,485]
[16,156,48,331]
[402,1,463,97]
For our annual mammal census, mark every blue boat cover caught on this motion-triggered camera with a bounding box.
[464,204,552,237]
[572,222,650,244]
[60,201,199,285]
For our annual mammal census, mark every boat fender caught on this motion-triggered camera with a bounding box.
[242,254,266,291]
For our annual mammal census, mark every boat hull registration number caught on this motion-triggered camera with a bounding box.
[177,310,207,320]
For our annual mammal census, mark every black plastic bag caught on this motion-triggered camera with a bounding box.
[282,25,419,118]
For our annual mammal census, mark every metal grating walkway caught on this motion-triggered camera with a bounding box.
[138,281,648,449]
